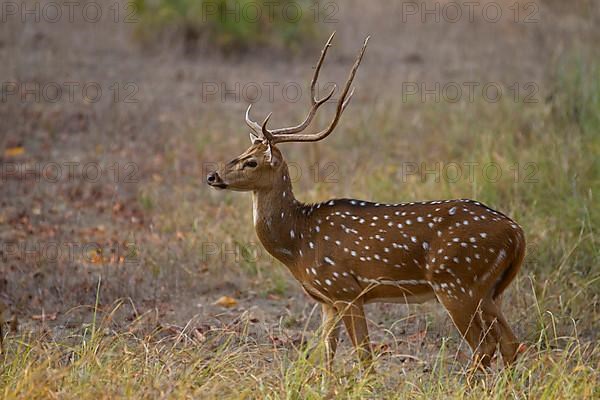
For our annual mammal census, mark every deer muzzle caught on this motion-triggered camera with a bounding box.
[206,171,227,189]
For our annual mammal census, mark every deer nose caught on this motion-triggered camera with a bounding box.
[207,171,219,184]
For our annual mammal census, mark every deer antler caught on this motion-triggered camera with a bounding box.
[246,32,369,144]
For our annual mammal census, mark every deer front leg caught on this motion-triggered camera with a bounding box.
[337,300,373,369]
[321,303,341,372]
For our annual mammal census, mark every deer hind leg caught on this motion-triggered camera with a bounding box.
[335,299,372,369]
[321,303,341,372]
[481,298,519,366]
[435,291,498,369]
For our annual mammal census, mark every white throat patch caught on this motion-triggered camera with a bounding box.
[252,195,259,226]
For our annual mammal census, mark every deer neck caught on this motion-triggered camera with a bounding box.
[252,163,302,265]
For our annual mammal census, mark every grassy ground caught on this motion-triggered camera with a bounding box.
[1,1,599,398]
[2,63,599,397]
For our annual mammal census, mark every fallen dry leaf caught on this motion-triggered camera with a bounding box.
[152,173,163,183]
[214,296,238,308]
[31,312,57,321]
[89,249,104,264]
[112,202,124,213]
[4,146,25,157]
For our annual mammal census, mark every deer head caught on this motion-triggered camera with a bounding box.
[206,32,369,193]
[206,141,283,191]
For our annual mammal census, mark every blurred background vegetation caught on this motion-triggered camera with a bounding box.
[133,0,320,54]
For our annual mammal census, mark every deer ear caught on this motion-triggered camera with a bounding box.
[264,143,273,163]
[249,131,262,145]
[266,144,282,167]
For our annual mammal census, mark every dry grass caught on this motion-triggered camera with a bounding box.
[0,292,597,399]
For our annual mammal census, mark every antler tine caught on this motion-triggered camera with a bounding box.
[265,32,337,136]
[270,36,370,144]
[310,31,336,104]
[260,112,274,142]
[341,87,355,112]
[245,104,263,135]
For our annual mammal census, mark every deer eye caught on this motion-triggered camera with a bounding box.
[243,160,258,169]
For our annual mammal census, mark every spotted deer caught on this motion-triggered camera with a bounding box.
[207,33,526,370]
